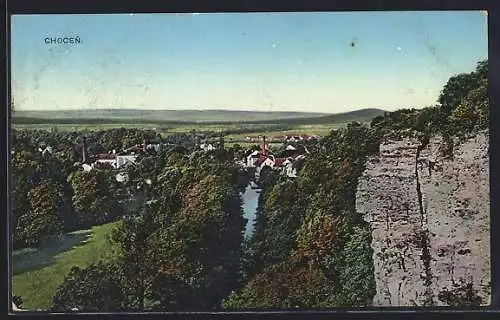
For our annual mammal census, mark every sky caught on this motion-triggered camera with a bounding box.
[11,11,488,113]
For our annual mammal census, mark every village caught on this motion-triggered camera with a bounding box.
[39,134,314,183]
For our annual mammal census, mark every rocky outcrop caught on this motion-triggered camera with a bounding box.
[356,131,490,306]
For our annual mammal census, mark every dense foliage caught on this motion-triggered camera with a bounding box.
[371,60,488,146]
[224,59,488,309]
[11,129,206,250]
[225,122,380,308]
[13,60,487,310]
[49,148,247,311]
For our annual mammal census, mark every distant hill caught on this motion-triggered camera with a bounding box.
[13,109,327,122]
[12,108,387,125]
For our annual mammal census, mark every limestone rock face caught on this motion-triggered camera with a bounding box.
[356,132,490,306]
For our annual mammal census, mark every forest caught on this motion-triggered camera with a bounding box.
[11,59,487,311]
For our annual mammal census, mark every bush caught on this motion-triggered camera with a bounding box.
[438,279,483,307]
[52,261,128,312]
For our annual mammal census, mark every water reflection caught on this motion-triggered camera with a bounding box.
[242,183,260,239]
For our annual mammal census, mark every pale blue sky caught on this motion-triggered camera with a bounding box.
[11,11,488,113]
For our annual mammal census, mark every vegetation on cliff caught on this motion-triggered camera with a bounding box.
[224,59,488,308]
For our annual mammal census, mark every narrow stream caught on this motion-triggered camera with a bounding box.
[241,183,260,239]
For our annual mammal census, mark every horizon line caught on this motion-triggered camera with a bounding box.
[13,106,390,114]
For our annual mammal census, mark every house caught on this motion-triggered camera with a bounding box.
[89,153,118,169]
[123,138,169,154]
[84,154,138,171]
[255,155,276,178]
[260,156,275,169]
[115,172,129,183]
[146,141,163,152]
[285,162,298,178]
[293,154,307,161]
[246,150,260,167]
[303,134,319,141]
[200,143,215,151]
[271,157,297,178]
[76,136,138,171]
[116,155,138,168]
[38,145,53,156]
[255,154,274,168]
[273,157,288,168]
[123,140,148,154]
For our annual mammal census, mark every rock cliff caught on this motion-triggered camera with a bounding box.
[356,131,490,306]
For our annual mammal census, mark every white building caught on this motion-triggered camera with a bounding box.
[200,143,215,151]
[260,156,275,169]
[94,158,118,169]
[38,145,53,156]
[246,150,260,167]
[147,143,162,152]
[255,155,275,177]
[285,162,298,178]
[116,155,137,168]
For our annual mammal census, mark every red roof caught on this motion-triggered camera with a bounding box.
[274,158,287,166]
[255,155,269,166]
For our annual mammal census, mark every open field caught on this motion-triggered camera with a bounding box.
[13,123,244,133]
[12,109,383,142]
[225,123,351,140]
[12,222,120,310]
[13,109,330,123]
[12,108,385,126]
[13,122,349,134]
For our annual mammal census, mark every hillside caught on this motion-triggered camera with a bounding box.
[12,108,386,125]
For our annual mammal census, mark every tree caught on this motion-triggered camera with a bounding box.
[222,253,331,309]
[253,180,303,269]
[337,225,376,306]
[235,122,382,308]
[110,207,161,311]
[52,261,128,312]
[295,209,340,277]
[11,150,42,238]
[15,180,64,248]
[141,169,246,311]
[70,169,122,228]
[148,274,201,311]
[438,73,478,117]
[437,59,488,134]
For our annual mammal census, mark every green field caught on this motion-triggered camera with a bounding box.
[12,222,120,310]
[12,109,330,123]
[225,123,351,140]
[12,108,385,141]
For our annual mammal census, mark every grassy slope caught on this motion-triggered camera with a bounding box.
[12,222,119,310]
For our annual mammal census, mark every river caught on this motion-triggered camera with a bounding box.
[241,183,260,239]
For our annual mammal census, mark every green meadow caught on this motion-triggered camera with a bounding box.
[12,222,120,310]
